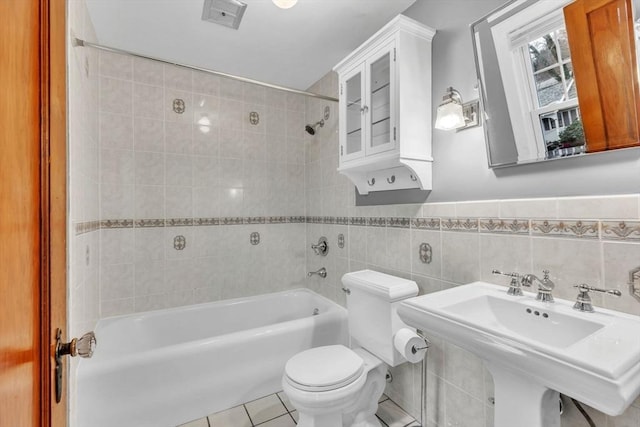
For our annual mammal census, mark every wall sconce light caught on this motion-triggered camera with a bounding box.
[434,87,480,131]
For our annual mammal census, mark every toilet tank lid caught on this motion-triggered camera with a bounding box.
[342,270,418,301]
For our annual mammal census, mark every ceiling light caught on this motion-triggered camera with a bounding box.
[272,0,298,9]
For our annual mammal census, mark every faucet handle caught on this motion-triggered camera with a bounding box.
[492,270,524,296]
[573,284,622,312]
[492,269,520,278]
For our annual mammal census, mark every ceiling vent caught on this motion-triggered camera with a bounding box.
[201,0,247,30]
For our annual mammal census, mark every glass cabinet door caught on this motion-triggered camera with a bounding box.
[366,43,396,155]
[342,64,365,161]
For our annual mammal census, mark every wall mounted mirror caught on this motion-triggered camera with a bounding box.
[473,0,640,168]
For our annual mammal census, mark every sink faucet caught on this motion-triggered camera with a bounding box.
[522,270,555,303]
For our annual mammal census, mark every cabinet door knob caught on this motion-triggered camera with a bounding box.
[360,105,369,113]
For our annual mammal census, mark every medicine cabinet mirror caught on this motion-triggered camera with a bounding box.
[473,0,640,167]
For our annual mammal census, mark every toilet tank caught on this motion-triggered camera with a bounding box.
[342,270,419,367]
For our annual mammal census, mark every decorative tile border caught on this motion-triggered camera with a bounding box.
[74,220,100,235]
[100,219,133,229]
[442,218,479,232]
[194,217,219,226]
[79,216,640,242]
[367,217,387,227]
[387,217,411,228]
[349,217,367,226]
[412,218,440,230]
[135,219,165,228]
[601,221,640,241]
[479,219,529,235]
[531,220,599,239]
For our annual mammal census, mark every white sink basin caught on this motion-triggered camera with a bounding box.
[398,282,640,427]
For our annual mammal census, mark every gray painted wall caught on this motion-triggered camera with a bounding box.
[403,0,640,202]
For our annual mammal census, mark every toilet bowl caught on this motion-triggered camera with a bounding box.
[282,270,421,427]
[283,345,386,427]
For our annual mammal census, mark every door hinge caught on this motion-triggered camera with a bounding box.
[393,48,396,62]
[340,84,343,95]
[393,127,397,141]
[340,145,344,156]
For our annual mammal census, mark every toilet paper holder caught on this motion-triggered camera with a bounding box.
[411,332,430,354]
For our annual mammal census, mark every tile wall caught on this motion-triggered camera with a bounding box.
[68,0,100,424]
[95,51,309,316]
[304,71,640,427]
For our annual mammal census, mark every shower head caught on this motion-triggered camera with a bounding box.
[305,119,324,136]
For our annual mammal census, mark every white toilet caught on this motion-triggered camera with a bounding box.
[282,270,421,427]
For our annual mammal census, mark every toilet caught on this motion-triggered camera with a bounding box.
[282,270,421,427]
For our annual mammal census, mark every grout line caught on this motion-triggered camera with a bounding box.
[376,414,390,427]
[242,403,255,426]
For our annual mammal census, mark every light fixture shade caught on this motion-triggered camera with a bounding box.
[272,0,297,9]
[435,101,465,130]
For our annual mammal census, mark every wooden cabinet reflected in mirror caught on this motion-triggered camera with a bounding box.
[565,0,640,152]
[472,0,640,167]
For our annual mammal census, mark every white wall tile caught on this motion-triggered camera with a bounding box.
[557,195,640,220]
[133,57,163,86]
[99,77,132,115]
[135,151,165,185]
[165,186,193,218]
[165,154,193,187]
[531,237,602,300]
[193,125,220,156]
[133,83,164,119]
[134,228,165,263]
[192,71,220,96]
[441,232,480,283]
[134,117,164,152]
[100,149,134,185]
[99,51,132,80]
[165,122,193,154]
[100,113,133,150]
[100,184,134,219]
[164,64,192,92]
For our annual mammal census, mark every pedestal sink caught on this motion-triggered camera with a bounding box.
[398,282,640,427]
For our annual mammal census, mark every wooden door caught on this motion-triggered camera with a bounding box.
[564,0,640,151]
[0,1,67,426]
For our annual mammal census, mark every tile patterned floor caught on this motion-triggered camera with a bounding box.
[178,392,420,427]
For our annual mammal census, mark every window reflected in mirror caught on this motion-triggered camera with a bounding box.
[472,0,640,167]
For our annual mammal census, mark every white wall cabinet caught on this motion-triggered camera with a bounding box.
[333,15,435,195]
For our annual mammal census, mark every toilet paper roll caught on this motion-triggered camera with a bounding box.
[393,328,427,363]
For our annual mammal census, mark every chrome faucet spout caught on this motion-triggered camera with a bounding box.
[522,270,555,302]
[308,267,327,278]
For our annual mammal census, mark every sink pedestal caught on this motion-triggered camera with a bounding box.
[489,364,560,427]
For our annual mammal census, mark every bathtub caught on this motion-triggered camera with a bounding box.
[76,289,348,427]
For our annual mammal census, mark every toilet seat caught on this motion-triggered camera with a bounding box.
[284,345,364,392]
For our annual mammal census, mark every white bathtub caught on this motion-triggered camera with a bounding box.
[76,289,348,427]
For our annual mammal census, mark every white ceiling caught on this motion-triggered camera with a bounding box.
[84,0,416,90]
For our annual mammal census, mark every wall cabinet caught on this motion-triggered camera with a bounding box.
[333,15,435,195]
